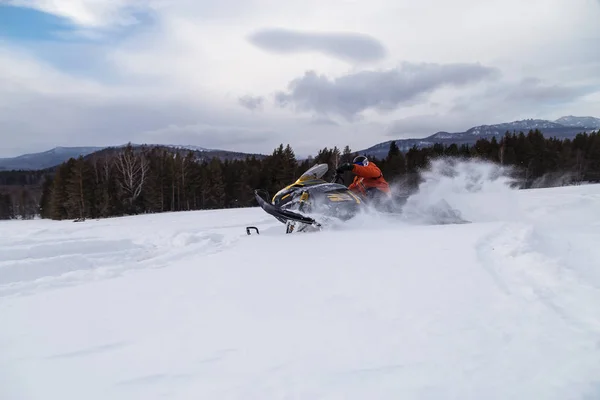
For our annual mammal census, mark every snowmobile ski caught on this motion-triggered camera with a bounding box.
[254,189,321,227]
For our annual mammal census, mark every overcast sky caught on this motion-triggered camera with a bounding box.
[1,0,599,157]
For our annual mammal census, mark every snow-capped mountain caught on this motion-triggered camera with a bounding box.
[466,119,566,136]
[360,116,600,159]
[163,145,213,152]
[555,116,600,129]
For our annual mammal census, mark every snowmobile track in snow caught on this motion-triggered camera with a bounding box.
[476,221,600,335]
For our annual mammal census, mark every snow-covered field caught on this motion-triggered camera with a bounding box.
[2,160,600,400]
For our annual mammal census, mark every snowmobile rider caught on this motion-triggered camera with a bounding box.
[336,155,391,201]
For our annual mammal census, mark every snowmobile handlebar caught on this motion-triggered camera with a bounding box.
[332,172,344,184]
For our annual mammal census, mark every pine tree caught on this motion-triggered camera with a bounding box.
[39,175,53,219]
[233,161,253,207]
[0,192,13,219]
[66,156,93,220]
[341,145,354,163]
[187,159,205,210]
[50,159,75,220]
[384,141,406,182]
[489,136,501,162]
[17,188,36,220]
[586,133,600,181]
[444,143,459,157]
[277,144,297,184]
[205,158,226,208]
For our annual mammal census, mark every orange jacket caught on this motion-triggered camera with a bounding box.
[348,162,391,196]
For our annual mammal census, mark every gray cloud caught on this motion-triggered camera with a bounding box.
[309,117,339,126]
[274,62,500,120]
[238,95,264,111]
[247,28,387,63]
[505,77,599,104]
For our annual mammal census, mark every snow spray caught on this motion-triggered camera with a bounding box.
[400,157,522,224]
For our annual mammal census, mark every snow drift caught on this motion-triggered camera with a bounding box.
[1,160,600,400]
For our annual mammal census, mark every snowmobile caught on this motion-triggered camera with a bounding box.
[253,163,368,233]
[252,162,470,234]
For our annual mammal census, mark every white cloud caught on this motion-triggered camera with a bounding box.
[0,0,599,157]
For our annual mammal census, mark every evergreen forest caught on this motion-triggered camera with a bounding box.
[1,129,599,221]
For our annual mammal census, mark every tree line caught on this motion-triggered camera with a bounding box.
[0,168,53,220]
[0,128,599,221]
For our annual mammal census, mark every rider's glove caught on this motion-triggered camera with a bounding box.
[336,163,354,174]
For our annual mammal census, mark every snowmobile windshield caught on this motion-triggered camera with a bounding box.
[271,164,329,205]
[297,163,328,182]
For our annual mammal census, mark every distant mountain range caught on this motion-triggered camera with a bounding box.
[1,116,599,171]
[0,147,105,171]
[0,144,264,171]
[359,115,600,159]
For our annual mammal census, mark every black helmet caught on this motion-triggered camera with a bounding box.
[353,155,369,166]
